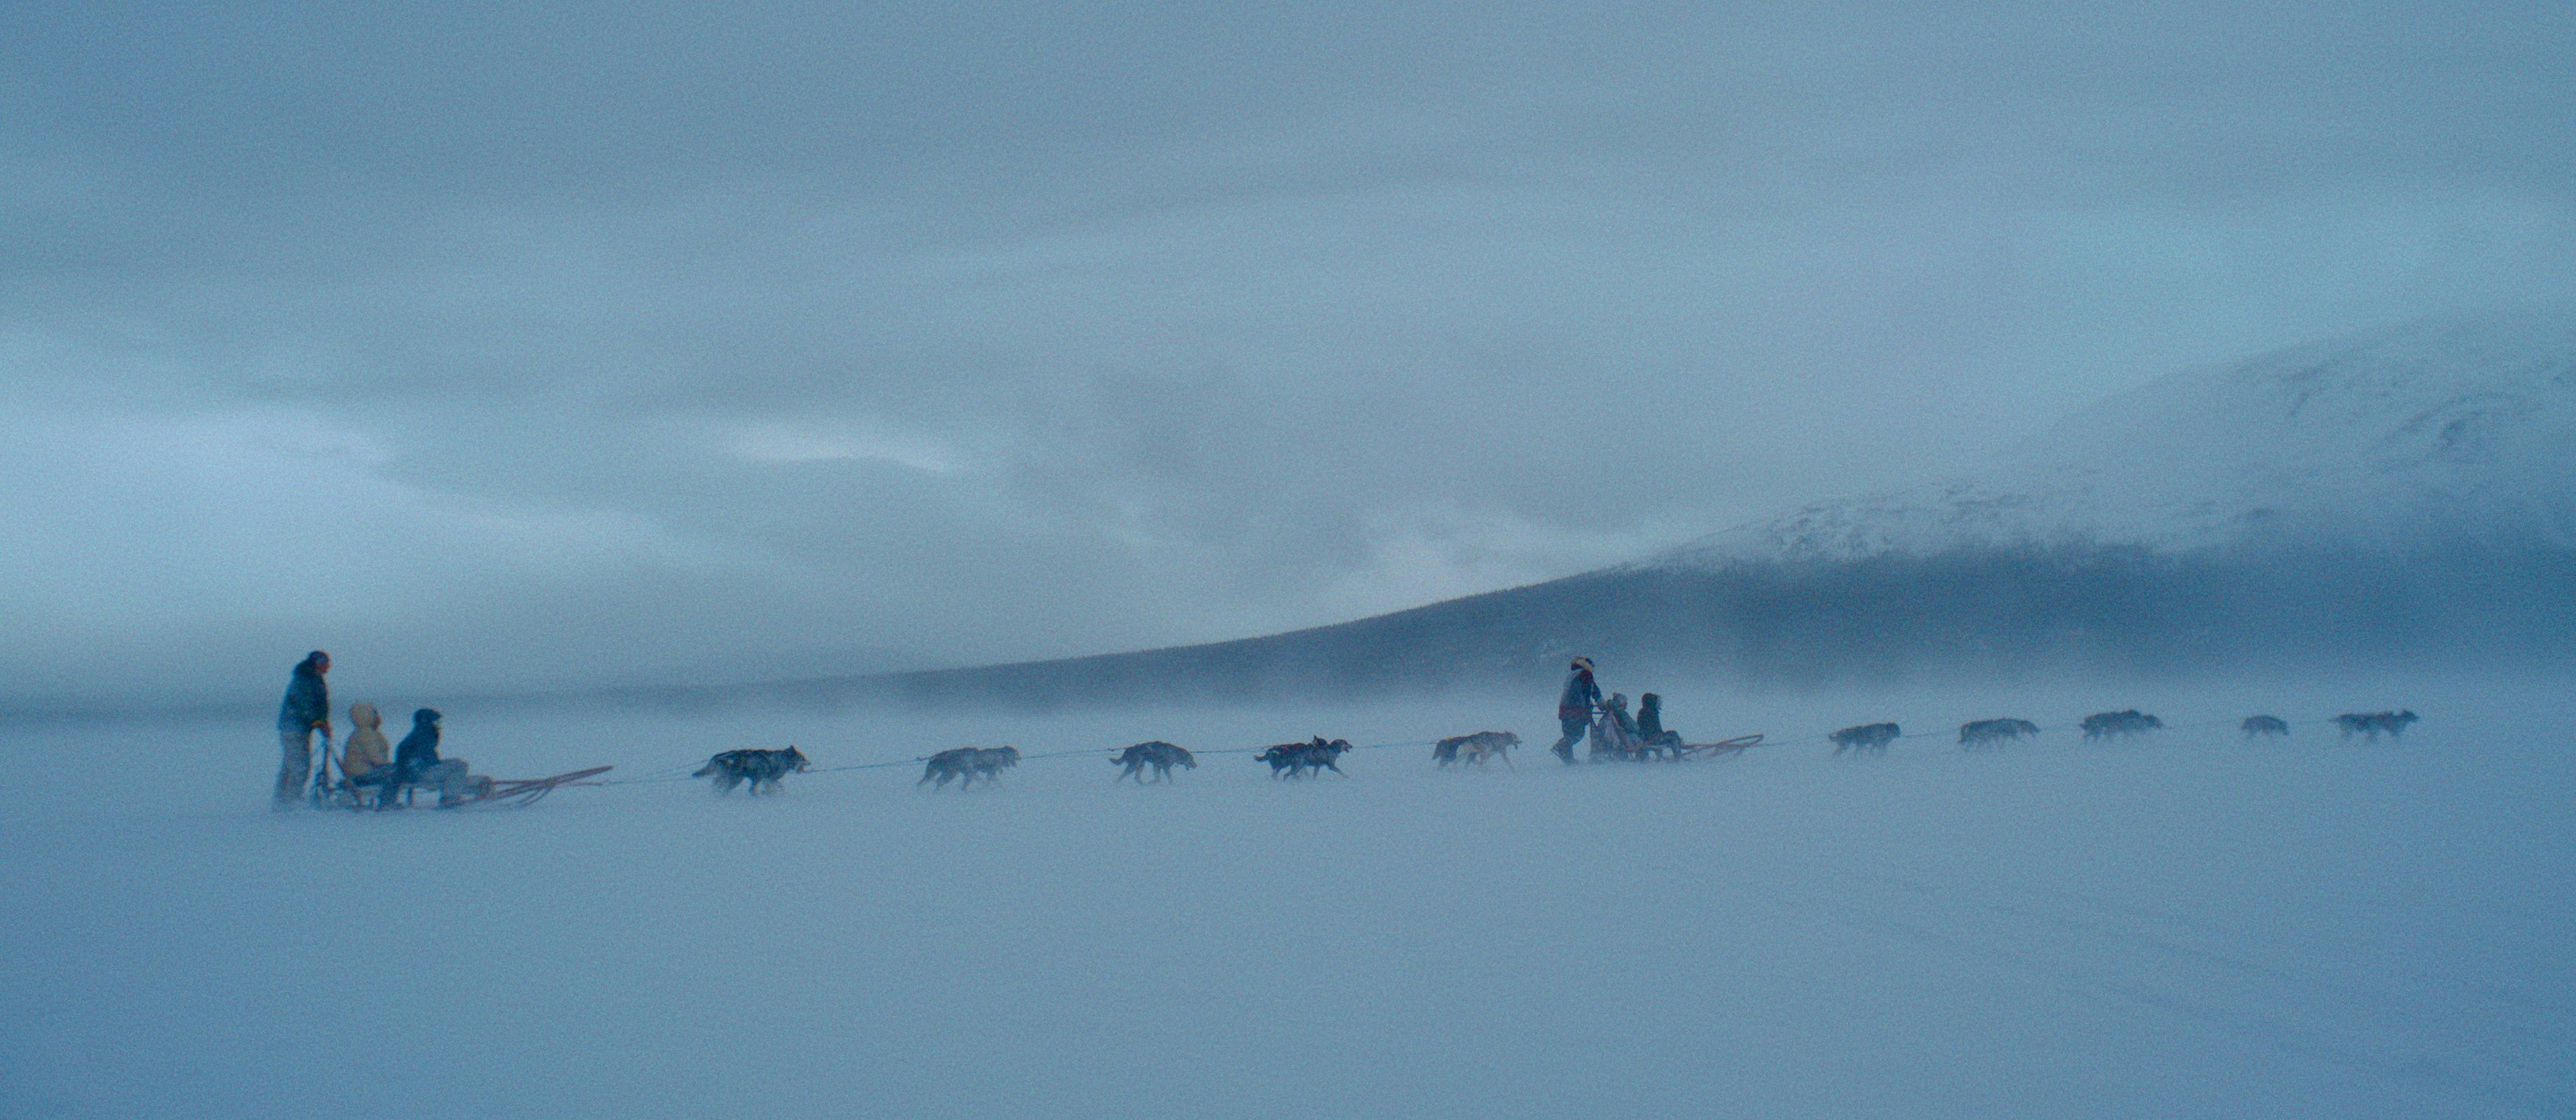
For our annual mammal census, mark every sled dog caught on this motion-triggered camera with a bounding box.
[1957,719,2039,749]
[1433,731,1518,769]
[2080,710,2163,741]
[2334,711,2417,740]
[693,746,810,795]
[1829,723,1900,755]
[1112,741,1196,784]
[1256,737,1354,778]
[921,746,1020,789]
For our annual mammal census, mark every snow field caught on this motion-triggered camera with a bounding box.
[1,675,2571,1118]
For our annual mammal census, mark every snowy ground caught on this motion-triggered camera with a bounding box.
[3,673,2572,1119]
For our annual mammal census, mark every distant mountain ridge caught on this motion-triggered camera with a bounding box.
[716,312,2576,710]
[1653,310,2576,565]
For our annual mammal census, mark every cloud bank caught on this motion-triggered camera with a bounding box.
[2,0,2571,705]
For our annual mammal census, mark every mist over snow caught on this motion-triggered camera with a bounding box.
[4,3,2575,1117]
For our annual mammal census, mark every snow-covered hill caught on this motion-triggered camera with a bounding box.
[1656,311,2576,565]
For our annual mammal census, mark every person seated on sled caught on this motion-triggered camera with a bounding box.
[1550,657,1603,765]
[1591,693,1648,759]
[390,708,492,807]
[339,702,396,806]
[1602,693,1642,742]
[1636,693,1684,753]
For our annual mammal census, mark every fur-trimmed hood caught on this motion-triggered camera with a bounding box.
[342,702,392,778]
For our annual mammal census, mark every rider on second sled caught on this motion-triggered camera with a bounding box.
[1591,692,1650,761]
[1591,691,1696,762]
[1636,693,1684,753]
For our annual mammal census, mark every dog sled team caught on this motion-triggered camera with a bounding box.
[1547,658,1762,764]
[270,650,608,812]
[267,649,2425,809]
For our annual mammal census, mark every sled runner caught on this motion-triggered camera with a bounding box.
[1669,734,1762,760]
[1590,714,1762,763]
[332,765,612,810]
[439,766,614,809]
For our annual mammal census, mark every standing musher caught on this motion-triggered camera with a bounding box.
[1550,656,1602,765]
[274,651,331,810]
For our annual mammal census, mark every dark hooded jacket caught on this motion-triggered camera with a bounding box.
[1557,667,1601,721]
[394,709,443,779]
[278,653,329,734]
[1638,694,1666,740]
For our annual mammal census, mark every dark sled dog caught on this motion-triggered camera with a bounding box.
[2334,711,2417,740]
[2080,710,2163,741]
[2241,715,2291,739]
[1432,730,1518,769]
[1829,723,1900,756]
[1112,740,1196,784]
[1256,737,1354,778]
[693,746,810,795]
[1957,719,2039,749]
[921,746,1021,790]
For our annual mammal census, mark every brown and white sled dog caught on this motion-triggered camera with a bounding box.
[921,746,1020,790]
[693,746,810,795]
[1432,731,1518,769]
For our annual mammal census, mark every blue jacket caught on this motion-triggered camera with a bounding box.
[1557,669,1601,721]
[277,655,329,733]
[394,710,443,779]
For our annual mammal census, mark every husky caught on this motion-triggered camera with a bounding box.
[1829,723,1900,755]
[1957,719,2039,749]
[920,746,1020,790]
[1112,740,1196,784]
[693,746,810,795]
[1432,730,1518,769]
[1255,737,1354,779]
[2080,710,2163,741]
[2240,715,2291,739]
[2334,711,2418,740]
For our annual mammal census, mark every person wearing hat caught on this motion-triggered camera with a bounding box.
[1550,657,1602,765]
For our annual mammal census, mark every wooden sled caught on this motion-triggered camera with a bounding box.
[1670,734,1763,760]
[443,766,614,809]
[1591,713,1764,763]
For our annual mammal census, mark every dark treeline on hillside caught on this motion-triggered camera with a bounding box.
[730,540,2576,712]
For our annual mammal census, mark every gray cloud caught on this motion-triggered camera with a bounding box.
[3,0,2572,705]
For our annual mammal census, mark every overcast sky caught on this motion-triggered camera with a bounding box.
[3,1,2571,704]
